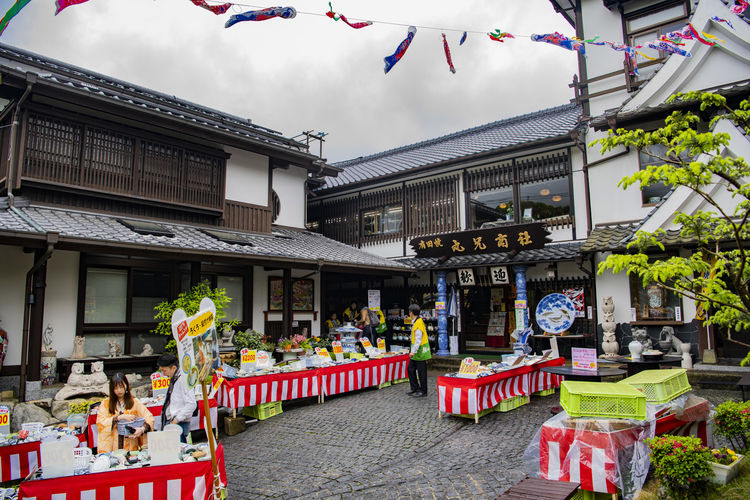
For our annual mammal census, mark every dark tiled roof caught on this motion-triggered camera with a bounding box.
[581,223,686,253]
[320,104,582,190]
[0,44,311,154]
[395,242,584,270]
[0,202,409,271]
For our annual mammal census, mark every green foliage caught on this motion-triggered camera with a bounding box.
[233,329,274,352]
[709,447,740,466]
[646,435,714,499]
[308,336,332,350]
[67,399,94,416]
[595,91,750,355]
[151,280,239,353]
[713,400,750,453]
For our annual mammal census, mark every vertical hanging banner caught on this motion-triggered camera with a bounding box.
[442,34,456,73]
[171,297,218,388]
[368,289,381,311]
[384,26,417,74]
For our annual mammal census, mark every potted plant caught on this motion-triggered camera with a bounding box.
[67,400,93,429]
[708,447,745,485]
[713,400,750,453]
[646,435,713,499]
[234,329,275,358]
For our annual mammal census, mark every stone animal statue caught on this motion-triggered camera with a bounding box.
[70,336,88,359]
[658,326,683,355]
[631,328,653,351]
[139,344,154,356]
[90,361,107,385]
[66,362,87,386]
[107,340,122,358]
[55,361,108,401]
[600,296,619,358]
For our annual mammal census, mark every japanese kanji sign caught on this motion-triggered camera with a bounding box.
[490,266,510,285]
[458,268,475,286]
[409,223,549,258]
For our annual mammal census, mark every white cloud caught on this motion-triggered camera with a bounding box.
[1,0,578,162]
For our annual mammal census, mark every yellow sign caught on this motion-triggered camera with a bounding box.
[212,375,224,392]
[332,342,343,355]
[151,373,170,392]
[458,357,481,377]
[241,349,256,364]
[377,338,386,351]
[361,338,373,349]
[188,310,215,337]
[315,347,332,359]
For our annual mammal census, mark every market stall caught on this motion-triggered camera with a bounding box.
[18,443,227,500]
[437,357,565,422]
[87,399,218,449]
[218,367,320,410]
[318,354,408,399]
[0,433,86,482]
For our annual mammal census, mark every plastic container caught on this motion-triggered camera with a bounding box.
[560,381,647,420]
[21,422,45,434]
[117,417,145,436]
[242,401,282,420]
[73,447,92,473]
[40,438,77,478]
[619,368,691,404]
[496,395,530,412]
[163,423,183,439]
[533,388,556,397]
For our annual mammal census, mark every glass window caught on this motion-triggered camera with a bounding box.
[129,332,169,356]
[131,270,171,323]
[217,275,244,321]
[626,1,689,67]
[518,178,570,222]
[630,274,682,321]
[362,205,402,236]
[84,268,127,323]
[83,333,126,356]
[626,3,687,32]
[639,144,673,204]
[470,187,514,228]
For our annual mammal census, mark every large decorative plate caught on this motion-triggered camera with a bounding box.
[535,293,576,334]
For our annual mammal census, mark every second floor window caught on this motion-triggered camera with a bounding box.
[362,205,403,236]
[625,1,690,68]
[519,178,571,223]
[470,186,513,229]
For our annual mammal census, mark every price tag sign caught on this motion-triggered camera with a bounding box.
[332,341,344,362]
[151,372,170,398]
[240,348,256,372]
[457,357,481,378]
[360,338,377,356]
[572,348,598,372]
[0,405,9,435]
[256,350,270,368]
[377,338,386,352]
[315,347,332,362]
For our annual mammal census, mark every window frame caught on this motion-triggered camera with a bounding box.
[628,253,684,325]
[624,0,690,62]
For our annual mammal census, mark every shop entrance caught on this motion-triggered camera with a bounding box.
[461,285,516,351]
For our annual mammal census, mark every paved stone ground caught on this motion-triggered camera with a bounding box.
[221,374,740,500]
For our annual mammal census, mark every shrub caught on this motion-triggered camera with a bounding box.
[67,399,94,415]
[233,329,274,352]
[646,435,713,500]
[713,400,750,453]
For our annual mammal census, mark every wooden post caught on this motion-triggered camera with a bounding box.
[201,380,223,498]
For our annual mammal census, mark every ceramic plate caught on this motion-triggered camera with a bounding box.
[535,293,576,334]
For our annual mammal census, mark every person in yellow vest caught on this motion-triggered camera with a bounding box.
[342,301,358,322]
[407,303,431,397]
[325,312,341,333]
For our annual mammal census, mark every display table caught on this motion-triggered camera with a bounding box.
[437,357,565,422]
[609,355,682,376]
[218,367,320,410]
[19,443,227,500]
[0,433,86,482]
[318,354,408,399]
[540,365,625,382]
[87,399,218,449]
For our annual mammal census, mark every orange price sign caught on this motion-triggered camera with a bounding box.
[241,348,256,364]
[315,347,332,360]
[332,341,343,354]
[360,338,373,349]
[151,372,170,397]
[377,338,386,351]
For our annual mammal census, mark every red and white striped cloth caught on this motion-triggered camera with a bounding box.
[19,443,227,500]
[529,368,562,394]
[319,355,408,396]
[539,424,641,493]
[0,434,86,483]
[218,369,320,409]
[88,399,217,449]
[437,357,565,415]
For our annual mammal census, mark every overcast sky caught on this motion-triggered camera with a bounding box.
[1,0,578,163]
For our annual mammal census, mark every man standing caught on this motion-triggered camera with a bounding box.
[157,353,197,442]
[407,304,431,397]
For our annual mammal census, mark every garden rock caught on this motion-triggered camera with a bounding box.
[11,402,56,432]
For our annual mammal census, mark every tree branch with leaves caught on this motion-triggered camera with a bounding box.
[595,91,750,360]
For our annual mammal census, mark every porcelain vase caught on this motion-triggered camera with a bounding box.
[628,340,643,361]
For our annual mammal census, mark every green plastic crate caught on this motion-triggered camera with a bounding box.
[377,381,392,389]
[455,407,495,420]
[560,381,647,420]
[495,395,530,413]
[392,378,408,385]
[242,401,282,420]
[619,368,691,404]
[533,387,556,397]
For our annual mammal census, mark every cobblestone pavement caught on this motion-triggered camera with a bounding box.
[221,374,740,500]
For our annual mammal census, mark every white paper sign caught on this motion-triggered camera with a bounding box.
[675,306,682,322]
[490,266,510,285]
[368,290,381,311]
[572,347,598,372]
[332,341,344,362]
[549,336,560,359]
[458,268,475,286]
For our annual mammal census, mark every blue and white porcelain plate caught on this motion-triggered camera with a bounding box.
[535,293,576,334]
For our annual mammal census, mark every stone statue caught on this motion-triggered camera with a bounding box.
[139,344,154,356]
[631,328,653,351]
[220,325,235,348]
[107,340,122,358]
[54,361,108,401]
[43,324,53,351]
[70,335,88,359]
[658,326,681,354]
[600,296,619,358]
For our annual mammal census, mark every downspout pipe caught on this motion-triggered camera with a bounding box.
[6,73,36,207]
[19,232,58,401]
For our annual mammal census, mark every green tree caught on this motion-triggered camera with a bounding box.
[152,280,239,353]
[595,91,750,360]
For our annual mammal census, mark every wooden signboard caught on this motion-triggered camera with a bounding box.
[409,222,550,258]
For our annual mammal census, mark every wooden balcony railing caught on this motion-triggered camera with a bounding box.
[221,200,272,234]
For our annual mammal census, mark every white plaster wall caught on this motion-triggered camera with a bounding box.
[0,246,32,366]
[43,251,79,357]
[595,252,636,324]
[273,166,307,228]
[360,241,406,259]
[251,266,321,337]
[586,148,653,225]
[224,148,269,206]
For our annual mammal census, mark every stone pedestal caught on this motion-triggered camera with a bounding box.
[41,350,57,386]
